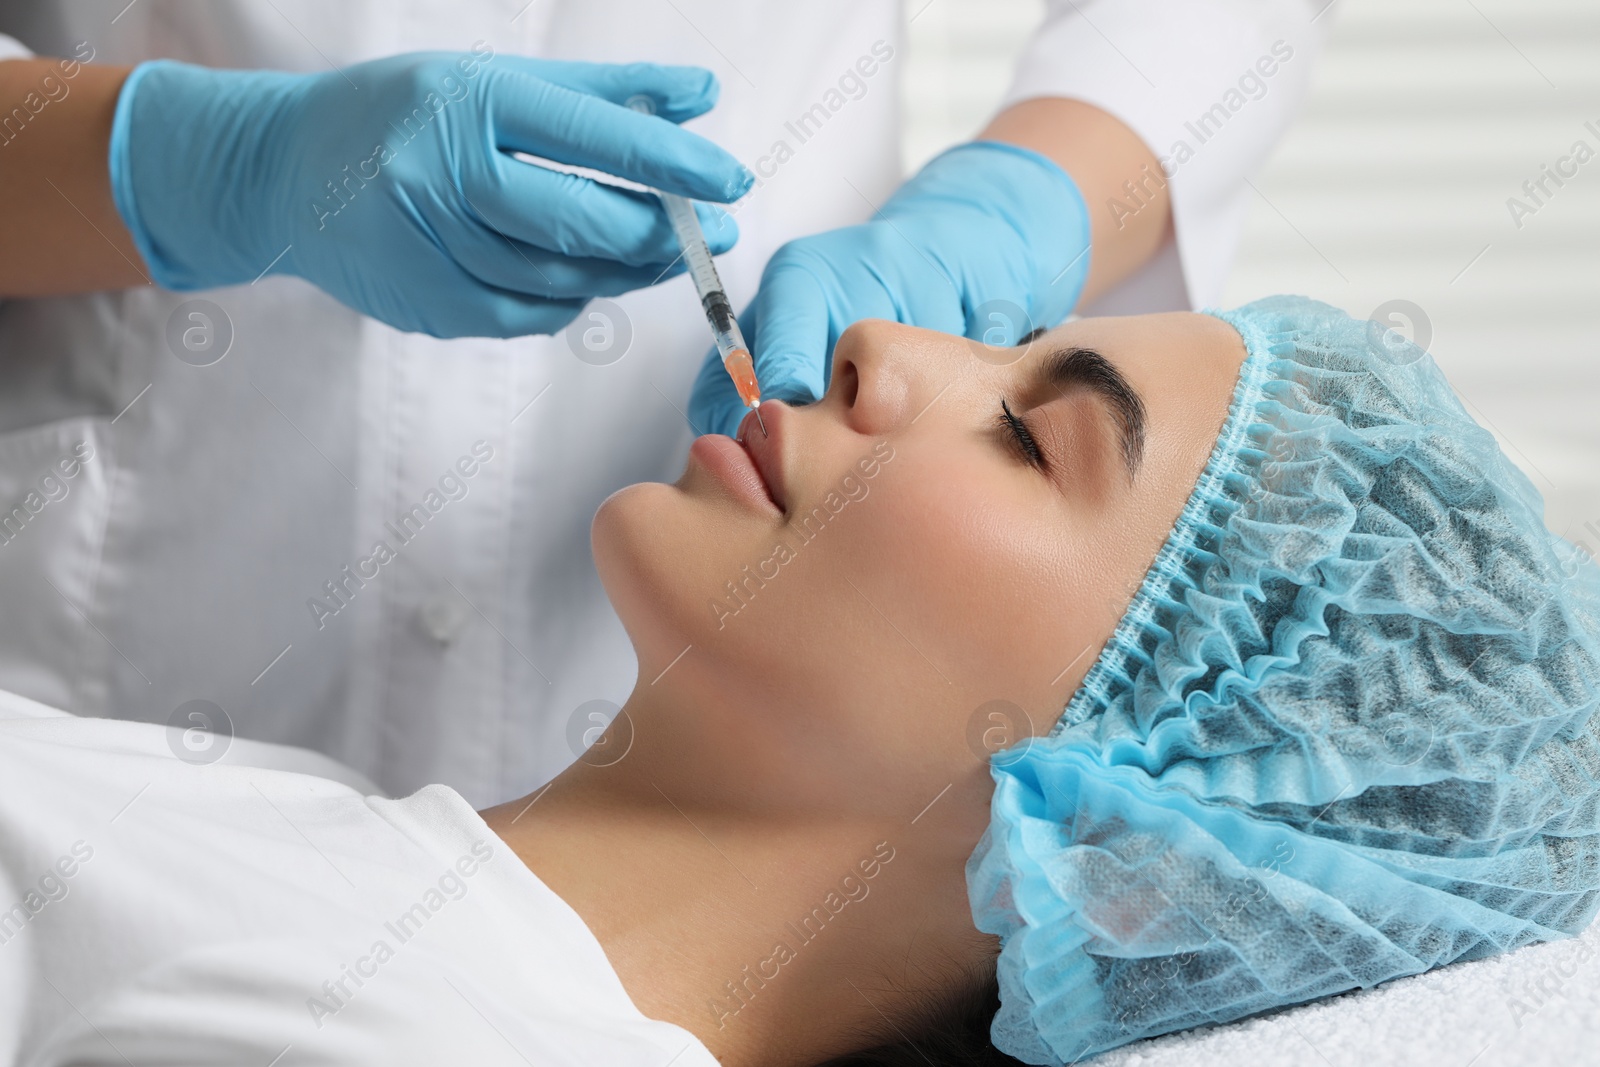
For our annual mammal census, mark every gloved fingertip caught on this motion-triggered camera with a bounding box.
[652,262,686,282]
[662,64,718,103]
[694,67,720,104]
[653,153,753,204]
[687,400,733,438]
[642,65,719,120]
[695,204,739,254]
[763,382,821,406]
[726,165,755,200]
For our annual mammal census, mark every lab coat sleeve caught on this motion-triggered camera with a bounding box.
[0,33,32,60]
[1003,0,1329,311]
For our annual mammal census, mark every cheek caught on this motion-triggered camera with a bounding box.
[829,448,1086,698]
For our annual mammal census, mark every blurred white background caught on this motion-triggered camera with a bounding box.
[904,0,1600,545]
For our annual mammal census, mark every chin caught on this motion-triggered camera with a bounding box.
[593,482,671,642]
[592,479,724,672]
[594,463,795,687]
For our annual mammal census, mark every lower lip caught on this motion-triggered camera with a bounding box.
[688,434,780,514]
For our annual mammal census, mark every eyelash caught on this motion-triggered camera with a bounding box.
[999,399,1045,470]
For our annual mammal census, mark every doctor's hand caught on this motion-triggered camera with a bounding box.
[687,140,1091,437]
[108,50,752,338]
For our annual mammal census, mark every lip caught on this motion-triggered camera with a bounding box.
[738,401,788,513]
[687,402,787,515]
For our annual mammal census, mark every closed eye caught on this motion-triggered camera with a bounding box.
[998,398,1045,470]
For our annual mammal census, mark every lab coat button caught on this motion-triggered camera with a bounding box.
[418,598,469,645]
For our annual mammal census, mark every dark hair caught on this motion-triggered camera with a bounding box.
[817,969,1026,1067]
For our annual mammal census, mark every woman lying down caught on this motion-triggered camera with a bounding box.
[4,296,1599,1066]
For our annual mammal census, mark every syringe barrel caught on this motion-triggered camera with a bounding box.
[659,192,725,303]
[628,97,758,402]
[657,191,749,363]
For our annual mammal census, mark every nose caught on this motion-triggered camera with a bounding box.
[827,319,964,437]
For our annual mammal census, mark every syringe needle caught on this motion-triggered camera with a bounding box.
[631,96,766,440]
[721,345,766,437]
[658,194,767,436]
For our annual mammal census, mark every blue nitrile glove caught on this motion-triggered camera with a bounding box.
[108,51,752,338]
[687,141,1090,437]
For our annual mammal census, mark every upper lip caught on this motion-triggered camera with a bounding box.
[738,402,787,513]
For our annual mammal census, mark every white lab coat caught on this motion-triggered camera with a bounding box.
[0,0,1323,806]
[0,692,716,1066]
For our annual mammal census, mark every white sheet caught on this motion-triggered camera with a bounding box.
[1097,920,1600,1066]
[0,696,716,1067]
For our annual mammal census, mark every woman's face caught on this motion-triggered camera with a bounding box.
[593,312,1246,810]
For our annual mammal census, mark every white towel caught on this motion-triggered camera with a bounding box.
[1097,921,1600,1066]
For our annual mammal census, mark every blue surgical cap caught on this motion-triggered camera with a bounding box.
[967,295,1600,1064]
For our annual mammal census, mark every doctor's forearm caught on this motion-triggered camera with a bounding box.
[0,59,149,295]
[980,97,1171,308]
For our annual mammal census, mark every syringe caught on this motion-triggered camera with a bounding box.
[626,96,764,437]
[656,192,766,438]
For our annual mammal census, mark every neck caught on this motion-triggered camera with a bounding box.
[482,683,993,1067]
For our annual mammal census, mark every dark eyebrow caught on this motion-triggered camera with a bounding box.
[1035,346,1147,475]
